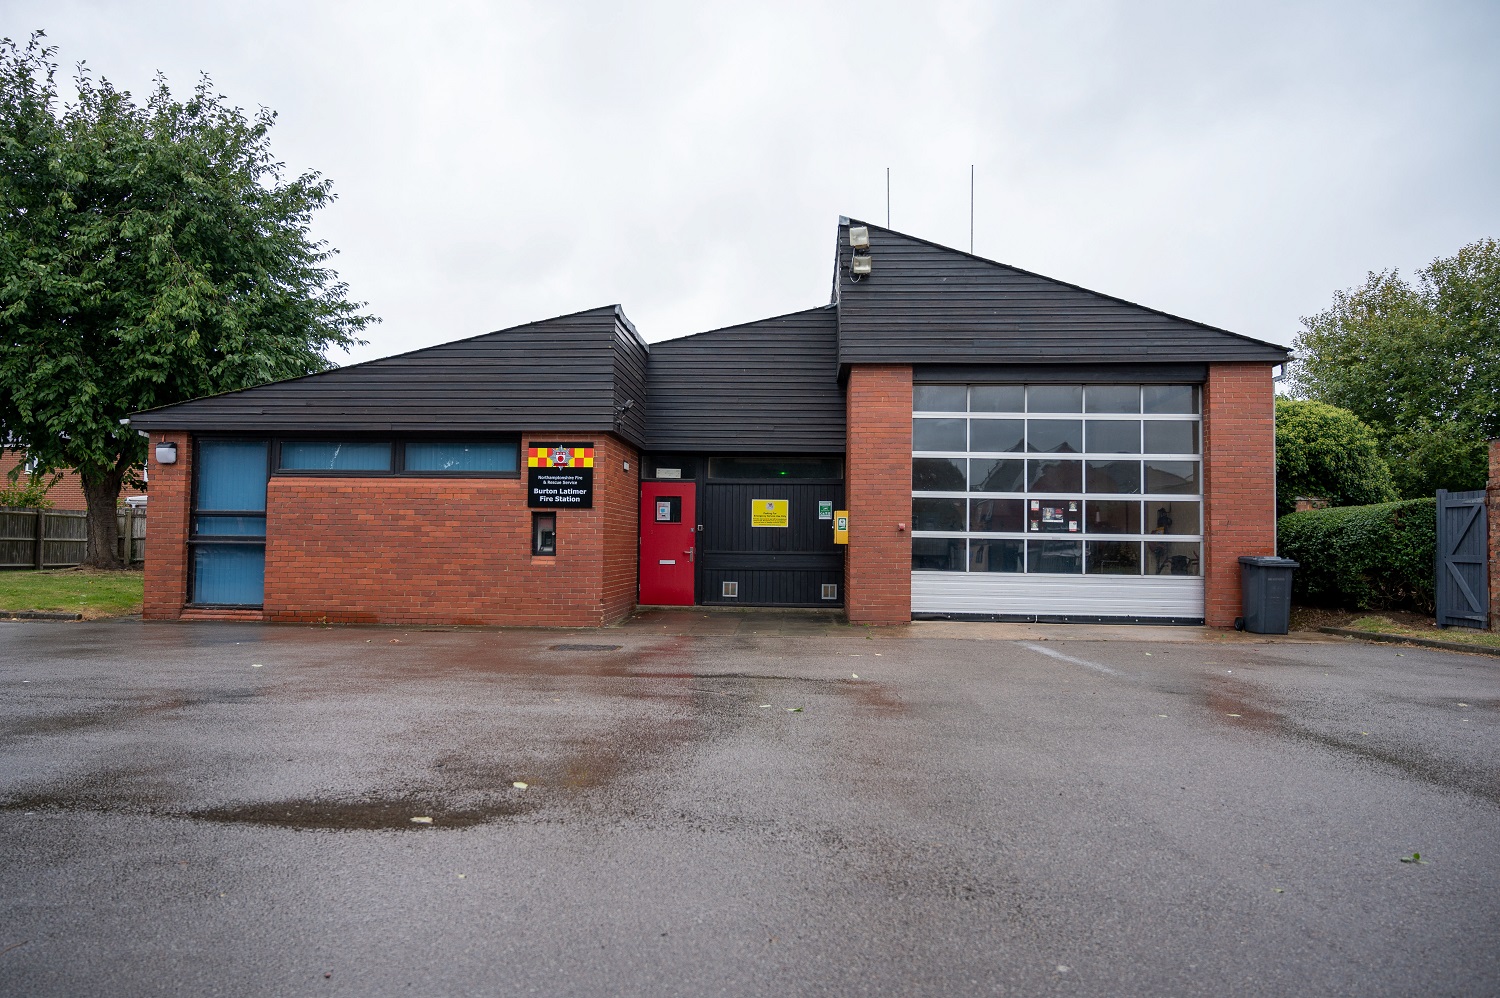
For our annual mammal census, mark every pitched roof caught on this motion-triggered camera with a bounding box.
[645,306,844,453]
[128,305,650,447]
[833,218,1289,369]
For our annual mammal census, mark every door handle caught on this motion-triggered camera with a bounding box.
[685,546,694,563]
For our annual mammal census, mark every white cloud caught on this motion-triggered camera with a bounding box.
[10,1,1499,360]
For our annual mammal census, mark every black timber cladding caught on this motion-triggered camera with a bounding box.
[834,219,1290,369]
[130,306,651,449]
[644,307,846,453]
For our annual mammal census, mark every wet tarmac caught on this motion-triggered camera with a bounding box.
[1,613,1497,996]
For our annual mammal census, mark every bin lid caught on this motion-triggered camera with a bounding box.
[1238,555,1299,568]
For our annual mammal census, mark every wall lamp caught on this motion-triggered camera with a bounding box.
[155,441,178,465]
[848,225,873,277]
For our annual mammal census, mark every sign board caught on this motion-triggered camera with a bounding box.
[527,442,594,508]
[818,500,833,520]
[656,501,673,522]
[751,499,789,528]
[834,510,849,545]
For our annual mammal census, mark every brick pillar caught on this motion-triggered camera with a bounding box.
[1489,439,1499,632]
[845,365,913,625]
[142,432,191,619]
[1201,363,1277,628]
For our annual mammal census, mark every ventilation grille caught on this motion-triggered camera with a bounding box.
[722,581,739,598]
[821,583,838,600]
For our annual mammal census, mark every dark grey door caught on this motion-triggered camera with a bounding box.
[699,482,845,607]
[1435,489,1488,629]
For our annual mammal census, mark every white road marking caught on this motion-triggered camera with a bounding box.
[1018,642,1127,677]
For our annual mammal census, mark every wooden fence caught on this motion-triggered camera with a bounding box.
[0,507,146,569]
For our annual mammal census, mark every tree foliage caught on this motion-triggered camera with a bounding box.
[1285,239,1498,497]
[1274,398,1396,516]
[0,32,376,565]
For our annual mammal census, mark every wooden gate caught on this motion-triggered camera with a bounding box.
[1435,489,1488,629]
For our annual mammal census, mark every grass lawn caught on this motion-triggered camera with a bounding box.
[0,569,144,618]
[1343,613,1500,650]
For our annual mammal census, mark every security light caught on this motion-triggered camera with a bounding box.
[851,253,873,275]
[849,226,869,249]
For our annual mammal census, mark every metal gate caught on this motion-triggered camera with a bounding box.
[1435,489,1488,629]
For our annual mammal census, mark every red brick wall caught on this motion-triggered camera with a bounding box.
[263,435,637,627]
[1202,363,1278,628]
[143,433,191,619]
[845,365,913,624]
[1488,440,1499,632]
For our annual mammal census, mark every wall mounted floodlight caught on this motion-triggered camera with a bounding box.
[848,225,870,249]
[155,442,177,465]
[851,253,873,276]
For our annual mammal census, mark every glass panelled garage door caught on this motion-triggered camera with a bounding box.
[911,383,1204,621]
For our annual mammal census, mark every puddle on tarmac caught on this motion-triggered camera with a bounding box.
[2,669,907,830]
[186,797,532,830]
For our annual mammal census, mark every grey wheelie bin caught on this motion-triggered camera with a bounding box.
[1236,556,1299,634]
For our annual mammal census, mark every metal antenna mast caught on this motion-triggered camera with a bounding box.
[970,165,974,253]
[886,168,890,228]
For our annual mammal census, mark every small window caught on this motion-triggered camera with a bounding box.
[913,457,966,491]
[706,457,843,479]
[722,581,739,598]
[653,496,682,523]
[1143,385,1200,414]
[532,512,556,556]
[821,583,838,600]
[969,385,1024,412]
[913,385,967,412]
[279,441,392,472]
[404,441,518,473]
[912,419,966,452]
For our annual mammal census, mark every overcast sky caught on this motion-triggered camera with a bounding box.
[8,2,1499,363]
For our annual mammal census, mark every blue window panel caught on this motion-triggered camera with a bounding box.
[192,544,265,605]
[197,439,269,512]
[404,442,519,473]
[193,515,267,537]
[279,441,392,472]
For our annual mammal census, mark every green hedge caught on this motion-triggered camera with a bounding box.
[1276,498,1436,613]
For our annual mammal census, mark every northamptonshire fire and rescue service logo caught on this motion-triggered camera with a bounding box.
[527,444,595,468]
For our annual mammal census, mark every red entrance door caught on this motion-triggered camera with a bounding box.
[640,482,697,605]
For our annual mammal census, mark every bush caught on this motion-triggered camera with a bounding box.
[1275,398,1397,516]
[0,476,54,509]
[1277,498,1436,613]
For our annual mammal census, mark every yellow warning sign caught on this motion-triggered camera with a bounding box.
[751,499,789,528]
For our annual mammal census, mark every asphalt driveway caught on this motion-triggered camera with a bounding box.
[1,615,1497,997]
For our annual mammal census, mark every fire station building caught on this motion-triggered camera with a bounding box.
[129,219,1287,627]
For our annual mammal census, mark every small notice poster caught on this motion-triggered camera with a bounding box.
[818,500,833,520]
[656,502,672,522]
[751,499,789,528]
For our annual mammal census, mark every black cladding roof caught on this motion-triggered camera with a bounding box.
[645,307,844,453]
[129,305,650,448]
[833,218,1290,369]
[130,219,1285,445]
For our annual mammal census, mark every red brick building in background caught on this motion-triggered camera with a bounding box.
[1,449,146,511]
[130,219,1287,627]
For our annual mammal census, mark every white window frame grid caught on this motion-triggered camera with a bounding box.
[912,384,1203,576]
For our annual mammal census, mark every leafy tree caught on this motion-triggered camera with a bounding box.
[0,33,375,567]
[1274,398,1396,517]
[1286,239,1498,497]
